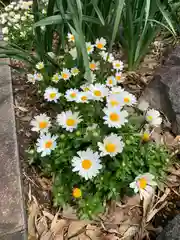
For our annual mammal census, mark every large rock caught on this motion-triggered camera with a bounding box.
[157,215,180,240]
[141,46,180,135]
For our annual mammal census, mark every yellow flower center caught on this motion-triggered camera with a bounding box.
[87,46,92,52]
[110,113,119,122]
[72,188,82,198]
[71,35,75,41]
[50,92,56,99]
[45,140,53,149]
[116,75,121,81]
[142,132,150,142]
[90,63,96,70]
[39,121,48,129]
[110,100,119,107]
[73,69,79,74]
[124,97,130,103]
[84,87,89,92]
[147,116,153,121]
[82,159,92,170]
[70,92,77,98]
[81,96,87,101]
[138,178,147,189]
[62,73,69,79]
[105,143,116,153]
[115,63,121,68]
[66,118,76,126]
[94,90,102,97]
[97,43,103,49]
[108,79,113,85]
[53,75,59,81]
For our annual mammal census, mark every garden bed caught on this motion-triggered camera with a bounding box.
[11,42,180,240]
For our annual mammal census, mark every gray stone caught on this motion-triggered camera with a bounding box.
[0,58,27,238]
[157,215,180,240]
[141,46,180,135]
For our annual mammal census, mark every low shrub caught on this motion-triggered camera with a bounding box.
[0,0,47,49]
[27,35,170,219]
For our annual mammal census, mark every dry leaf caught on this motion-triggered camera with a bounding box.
[62,206,78,220]
[28,200,39,238]
[86,224,101,240]
[121,226,139,240]
[14,104,28,112]
[43,211,54,221]
[101,234,120,240]
[40,231,53,240]
[67,221,88,238]
[52,219,68,239]
[36,216,48,237]
[143,188,155,217]
[146,201,167,223]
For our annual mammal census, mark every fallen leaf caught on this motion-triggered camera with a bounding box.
[143,188,155,217]
[146,201,167,223]
[121,226,139,240]
[67,221,88,238]
[43,211,54,221]
[14,104,28,112]
[40,231,53,240]
[28,200,39,238]
[36,216,48,237]
[62,206,78,220]
[86,224,102,239]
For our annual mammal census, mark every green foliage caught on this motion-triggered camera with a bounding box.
[25,38,170,219]
[119,0,176,70]
[30,122,169,219]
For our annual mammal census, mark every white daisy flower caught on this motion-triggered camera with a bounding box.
[98,133,124,157]
[67,32,75,43]
[138,100,149,111]
[89,60,100,71]
[36,62,44,70]
[34,72,43,81]
[3,37,9,42]
[52,73,61,83]
[95,37,106,50]
[77,91,91,103]
[44,87,61,103]
[118,91,137,106]
[115,72,125,83]
[60,68,71,81]
[84,71,96,83]
[65,89,79,102]
[106,94,121,108]
[99,51,114,63]
[80,83,91,92]
[86,42,94,54]
[69,47,77,60]
[36,133,57,157]
[71,67,80,76]
[106,76,117,87]
[30,114,51,133]
[103,107,128,128]
[71,148,102,180]
[129,173,157,200]
[112,60,124,71]
[27,73,36,84]
[146,109,162,127]
[57,110,82,132]
[111,86,124,95]
[2,27,8,34]
[90,83,109,101]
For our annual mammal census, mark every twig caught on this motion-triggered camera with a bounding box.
[23,171,40,188]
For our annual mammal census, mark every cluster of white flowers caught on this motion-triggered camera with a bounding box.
[1,1,34,42]
[29,35,161,192]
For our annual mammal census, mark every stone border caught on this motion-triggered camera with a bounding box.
[0,57,27,239]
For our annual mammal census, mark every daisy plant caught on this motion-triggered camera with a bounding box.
[27,36,171,219]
